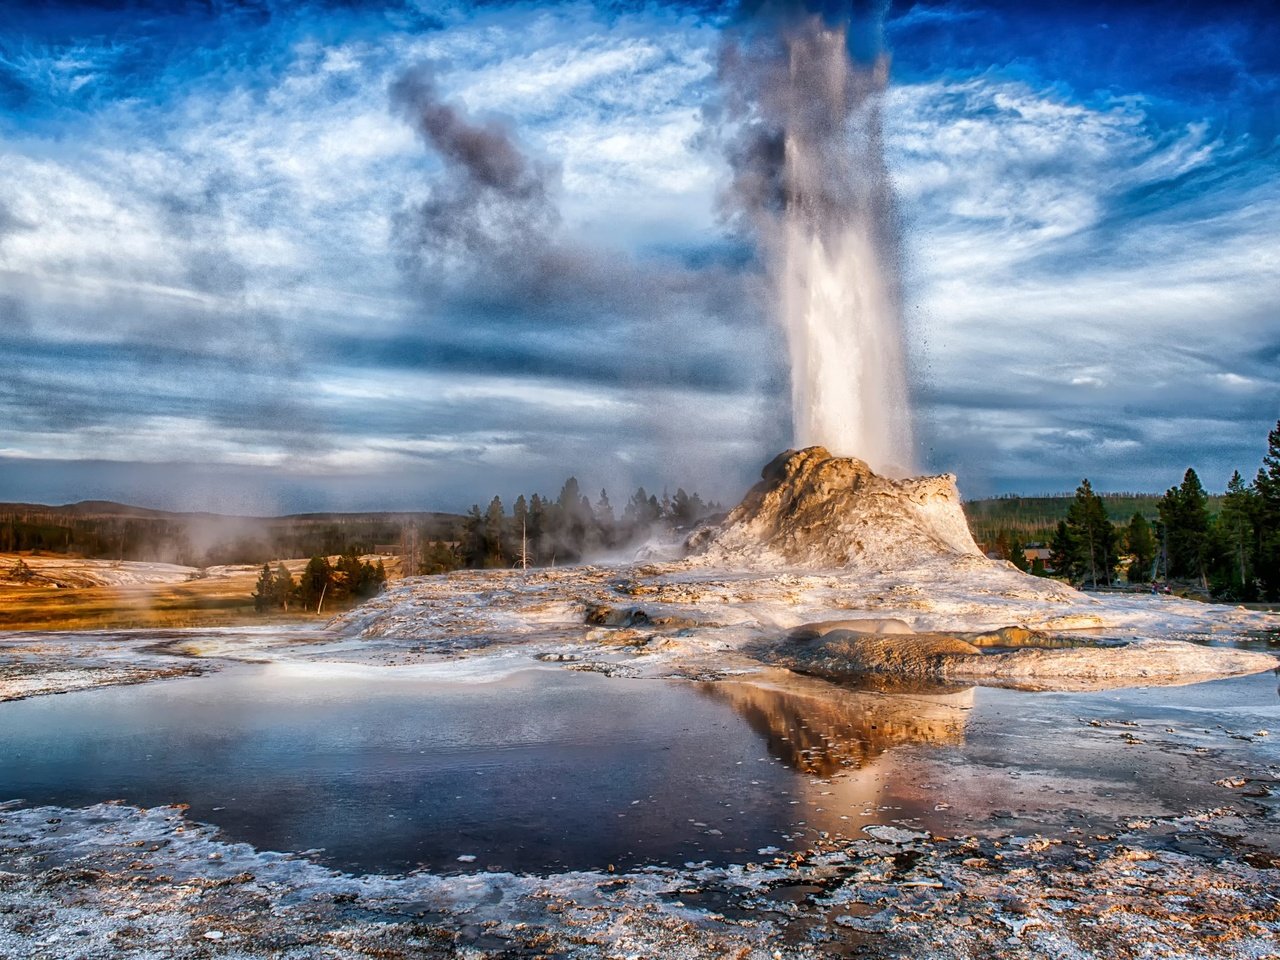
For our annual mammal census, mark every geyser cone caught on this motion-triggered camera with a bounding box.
[686,446,979,570]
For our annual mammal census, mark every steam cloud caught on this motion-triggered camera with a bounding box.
[389,66,558,287]
[712,0,914,473]
[389,62,785,477]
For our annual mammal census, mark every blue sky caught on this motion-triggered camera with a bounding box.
[0,0,1276,513]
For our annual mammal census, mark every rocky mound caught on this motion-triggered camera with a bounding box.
[687,446,984,570]
[764,623,1280,692]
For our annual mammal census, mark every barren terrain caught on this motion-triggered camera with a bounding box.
[0,554,401,631]
[2,453,1278,959]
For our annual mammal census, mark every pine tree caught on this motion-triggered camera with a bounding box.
[1219,470,1257,597]
[1160,468,1211,587]
[1124,513,1156,583]
[594,489,614,526]
[420,541,461,575]
[9,557,34,583]
[1063,479,1117,587]
[556,477,582,514]
[252,562,275,612]
[1049,520,1077,580]
[624,487,659,526]
[528,494,545,563]
[1008,539,1029,571]
[460,505,485,568]
[333,548,363,600]
[1252,419,1280,600]
[299,555,332,611]
[272,563,295,612]
[672,488,693,527]
[483,497,507,567]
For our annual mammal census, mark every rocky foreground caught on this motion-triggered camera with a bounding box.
[3,777,1278,960]
[2,448,1278,958]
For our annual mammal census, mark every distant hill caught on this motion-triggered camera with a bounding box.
[0,500,193,520]
[962,492,1224,548]
[0,500,465,566]
[0,500,463,525]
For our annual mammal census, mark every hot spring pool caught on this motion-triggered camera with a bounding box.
[2,659,1276,875]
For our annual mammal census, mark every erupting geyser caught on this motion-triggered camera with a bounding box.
[719,2,912,473]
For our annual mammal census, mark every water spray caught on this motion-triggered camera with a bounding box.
[718,4,913,473]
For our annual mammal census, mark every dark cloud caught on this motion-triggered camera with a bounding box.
[157,179,251,296]
[390,63,559,284]
[0,287,324,455]
[389,61,762,337]
[0,295,31,333]
[0,332,312,436]
[387,57,782,450]
[318,328,770,395]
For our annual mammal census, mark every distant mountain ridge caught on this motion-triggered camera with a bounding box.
[0,500,465,524]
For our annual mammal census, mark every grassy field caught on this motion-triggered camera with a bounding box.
[0,554,402,632]
[0,582,286,631]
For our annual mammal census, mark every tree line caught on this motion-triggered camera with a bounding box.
[0,506,457,568]
[417,477,724,573]
[964,492,1187,549]
[1045,419,1280,600]
[252,548,387,613]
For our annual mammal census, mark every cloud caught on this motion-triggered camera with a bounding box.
[875,68,1280,491]
[386,50,777,402]
[390,61,559,281]
[0,0,1276,509]
[0,2,786,509]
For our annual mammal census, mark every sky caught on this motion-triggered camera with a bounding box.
[0,0,1277,513]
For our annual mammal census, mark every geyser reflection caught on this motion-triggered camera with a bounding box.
[718,3,913,472]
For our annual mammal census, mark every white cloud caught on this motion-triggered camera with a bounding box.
[0,6,1275,503]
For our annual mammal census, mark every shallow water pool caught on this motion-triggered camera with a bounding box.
[2,658,1277,874]
[1,665,846,873]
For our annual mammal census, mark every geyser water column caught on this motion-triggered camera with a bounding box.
[781,26,911,471]
[719,3,913,474]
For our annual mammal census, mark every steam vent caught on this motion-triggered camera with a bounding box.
[687,446,982,570]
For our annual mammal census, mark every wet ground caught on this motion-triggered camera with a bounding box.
[2,599,1279,958]
[3,666,819,873]
[3,659,1276,877]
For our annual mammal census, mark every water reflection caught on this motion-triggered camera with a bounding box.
[700,671,974,777]
[0,665,876,873]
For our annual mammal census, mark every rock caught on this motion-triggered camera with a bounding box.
[764,627,1279,691]
[863,825,930,844]
[767,631,981,682]
[788,618,914,638]
[686,447,982,570]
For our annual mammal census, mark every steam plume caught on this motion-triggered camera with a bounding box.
[390,65,558,286]
[715,1,913,473]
